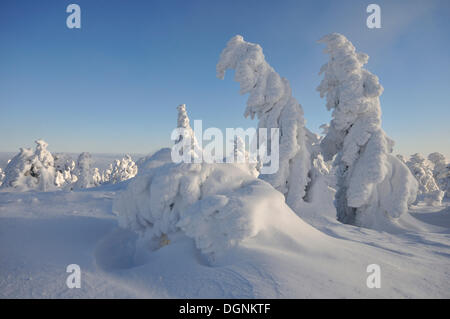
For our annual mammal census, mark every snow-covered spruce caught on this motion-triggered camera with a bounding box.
[317,33,418,228]
[406,153,444,206]
[216,35,316,213]
[1,140,57,191]
[103,155,138,184]
[53,153,77,187]
[172,104,203,162]
[226,135,259,177]
[73,152,97,189]
[428,152,449,198]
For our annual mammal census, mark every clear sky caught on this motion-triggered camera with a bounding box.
[1,0,449,158]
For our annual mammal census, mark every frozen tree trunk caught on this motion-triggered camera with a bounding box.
[216,35,314,213]
[317,33,417,227]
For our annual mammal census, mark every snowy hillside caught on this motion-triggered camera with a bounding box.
[1,184,449,298]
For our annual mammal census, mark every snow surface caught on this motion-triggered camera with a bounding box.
[1,181,449,298]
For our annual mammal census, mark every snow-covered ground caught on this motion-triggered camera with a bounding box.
[1,182,448,298]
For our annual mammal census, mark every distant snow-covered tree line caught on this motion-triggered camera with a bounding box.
[0,140,138,191]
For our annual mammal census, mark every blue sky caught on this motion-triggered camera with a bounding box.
[1,0,449,158]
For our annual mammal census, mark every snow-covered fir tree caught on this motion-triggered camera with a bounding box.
[216,35,315,213]
[53,153,77,187]
[0,148,34,189]
[73,152,96,189]
[102,163,113,183]
[428,152,449,197]
[31,140,56,191]
[317,33,418,227]
[406,153,444,205]
[172,104,202,162]
[106,155,138,184]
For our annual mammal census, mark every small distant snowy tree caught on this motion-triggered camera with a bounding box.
[0,148,35,189]
[73,152,95,189]
[1,140,57,191]
[317,33,418,227]
[53,153,77,187]
[107,155,138,184]
[0,167,4,186]
[102,163,113,183]
[407,153,444,205]
[226,136,258,177]
[172,104,202,162]
[428,152,449,197]
[217,35,315,213]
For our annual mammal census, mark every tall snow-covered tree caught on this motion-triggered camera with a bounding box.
[317,33,418,227]
[31,139,56,191]
[53,153,77,187]
[216,35,315,213]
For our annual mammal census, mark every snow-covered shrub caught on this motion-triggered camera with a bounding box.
[105,155,138,184]
[1,140,57,191]
[53,153,77,187]
[407,153,444,205]
[73,152,96,189]
[428,152,449,197]
[217,35,315,213]
[92,167,102,186]
[317,33,418,227]
[101,164,113,184]
[113,161,288,258]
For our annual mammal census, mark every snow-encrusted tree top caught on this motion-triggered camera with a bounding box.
[34,139,54,168]
[217,35,291,122]
[317,33,386,164]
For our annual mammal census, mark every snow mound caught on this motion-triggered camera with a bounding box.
[113,160,292,257]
